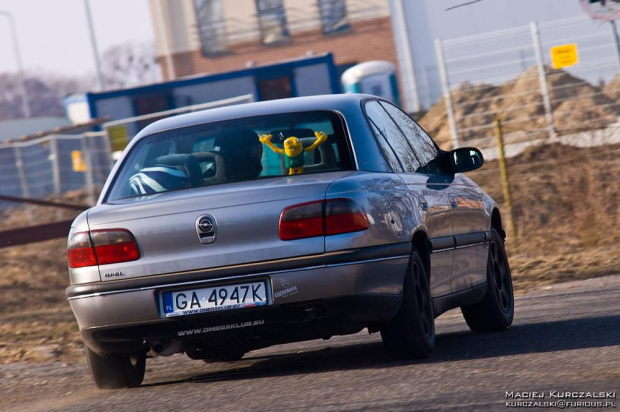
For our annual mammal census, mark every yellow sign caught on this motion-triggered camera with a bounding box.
[72,150,87,172]
[550,44,579,70]
[108,124,129,152]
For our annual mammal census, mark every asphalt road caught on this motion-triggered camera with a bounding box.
[2,275,619,412]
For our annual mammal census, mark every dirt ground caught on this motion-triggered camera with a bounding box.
[0,142,618,366]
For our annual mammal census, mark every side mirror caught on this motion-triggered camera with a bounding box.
[451,147,484,173]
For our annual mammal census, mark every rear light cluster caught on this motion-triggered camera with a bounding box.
[68,229,140,268]
[279,198,369,241]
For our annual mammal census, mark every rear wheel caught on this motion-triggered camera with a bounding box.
[380,249,435,359]
[85,346,146,389]
[461,229,514,333]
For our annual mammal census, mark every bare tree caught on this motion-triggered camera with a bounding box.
[101,42,162,90]
[0,42,162,120]
[0,72,90,121]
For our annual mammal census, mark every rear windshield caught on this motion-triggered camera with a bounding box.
[105,110,353,201]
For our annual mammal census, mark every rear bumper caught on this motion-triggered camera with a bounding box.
[79,294,401,355]
[67,243,411,354]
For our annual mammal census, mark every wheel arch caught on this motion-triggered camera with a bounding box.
[411,230,431,282]
[491,208,506,241]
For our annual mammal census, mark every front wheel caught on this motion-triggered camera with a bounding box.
[85,346,146,389]
[380,249,435,359]
[461,229,514,333]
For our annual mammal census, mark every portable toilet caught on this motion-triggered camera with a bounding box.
[341,61,400,106]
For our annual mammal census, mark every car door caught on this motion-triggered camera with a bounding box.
[363,100,453,298]
[378,101,488,293]
[447,173,489,291]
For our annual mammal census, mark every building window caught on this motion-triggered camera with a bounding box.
[133,94,172,130]
[318,0,350,34]
[257,76,292,100]
[256,0,290,45]
[194,0,228,55]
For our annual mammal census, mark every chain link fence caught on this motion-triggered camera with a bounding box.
[431,15,620,155]
[0,133,113,214]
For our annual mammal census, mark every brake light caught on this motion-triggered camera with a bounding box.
[279,199,369,241]
[91,230,140,265]
[68,229,140,268]
[325,199,369,235]
[67,231,97,268]
[279,200,324,241]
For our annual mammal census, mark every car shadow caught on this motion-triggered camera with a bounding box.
[142,314,620,387]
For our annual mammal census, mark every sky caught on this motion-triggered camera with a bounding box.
[0,0,155,78]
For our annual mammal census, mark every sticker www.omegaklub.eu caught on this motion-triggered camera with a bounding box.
[177,319,265,337]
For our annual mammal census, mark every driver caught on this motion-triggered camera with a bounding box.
[213,128,263,182]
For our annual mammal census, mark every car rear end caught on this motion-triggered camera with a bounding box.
[66,103,411,363]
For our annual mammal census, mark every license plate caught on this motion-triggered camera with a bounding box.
[162,281,268,318]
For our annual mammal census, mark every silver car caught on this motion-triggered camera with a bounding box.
[66,94,513,389]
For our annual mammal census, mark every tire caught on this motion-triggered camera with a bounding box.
[380,249,435,359]
[461,229,514,333]
[85,346,146,389]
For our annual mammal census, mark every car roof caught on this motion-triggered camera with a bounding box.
[136,94,373,138]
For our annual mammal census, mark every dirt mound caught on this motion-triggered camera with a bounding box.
[418,67,620,149]
[549,69,619,132]
[604,75,620,101]
[469,142,620,254]
[469,141,620,291]
[416,96,450,147]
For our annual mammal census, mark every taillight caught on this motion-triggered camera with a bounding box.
[325,199,369,235]
[279,200,324,241]
[91,230,140,265]
[68,229,140,268]
[67,231,97,268]
[279,198,369,241]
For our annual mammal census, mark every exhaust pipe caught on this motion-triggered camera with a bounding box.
[150,339,181,357]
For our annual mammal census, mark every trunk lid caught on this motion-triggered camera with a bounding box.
[87,173,352,281]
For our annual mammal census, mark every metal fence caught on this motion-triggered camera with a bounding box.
[0,133,113,210]
[435,16,620,152]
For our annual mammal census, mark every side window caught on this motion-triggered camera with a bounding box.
[364,100,420,172]
[380,101,438,170]
[368,120,402,172]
